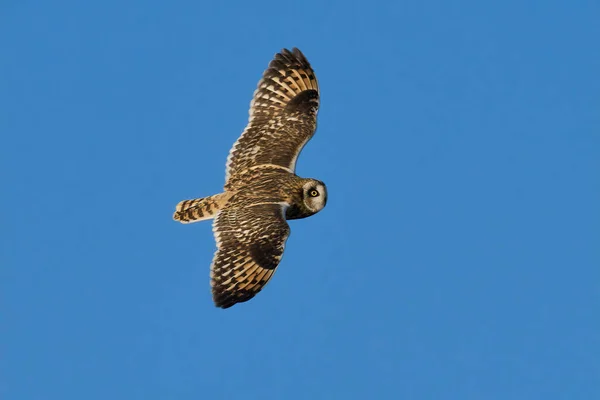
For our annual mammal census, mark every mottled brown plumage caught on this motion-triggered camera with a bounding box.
[173,48,327,309]
[225,48,319,184]
[174,193,232,223]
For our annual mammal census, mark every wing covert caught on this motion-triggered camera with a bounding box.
[210,203,291,308]
[225,48,319,186]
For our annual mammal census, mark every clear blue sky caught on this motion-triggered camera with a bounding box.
[2,1,598,399]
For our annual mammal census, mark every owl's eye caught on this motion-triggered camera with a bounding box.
[309,189,319,197]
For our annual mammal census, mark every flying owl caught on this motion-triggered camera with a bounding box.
[173,48,327,309]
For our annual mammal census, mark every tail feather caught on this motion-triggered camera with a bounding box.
[173,193,229,224]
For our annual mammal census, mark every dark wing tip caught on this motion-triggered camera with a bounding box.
[270,47,312,70]
[291,47,309,63]
[213,289,255,309]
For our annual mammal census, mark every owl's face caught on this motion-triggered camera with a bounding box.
[302,180,327,213]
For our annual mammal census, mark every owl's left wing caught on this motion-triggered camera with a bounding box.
[225,48,319,187]
[211,203,291,309]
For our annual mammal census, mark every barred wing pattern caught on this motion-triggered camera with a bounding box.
[211,203,291,308]
[225,48,320,186]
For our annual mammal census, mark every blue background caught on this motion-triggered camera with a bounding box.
[2,1,598,399]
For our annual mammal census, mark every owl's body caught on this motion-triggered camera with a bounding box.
[174,48,327,309]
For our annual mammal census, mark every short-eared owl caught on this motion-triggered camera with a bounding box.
[173,48,327,309]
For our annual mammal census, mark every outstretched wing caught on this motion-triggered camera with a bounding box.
[225,48,319,186]
[210,203,291,308]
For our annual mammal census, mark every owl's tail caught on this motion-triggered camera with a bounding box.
[173,192,230,224]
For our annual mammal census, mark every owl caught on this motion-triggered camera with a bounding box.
[173,48,327,309]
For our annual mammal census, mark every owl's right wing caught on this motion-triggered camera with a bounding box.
[225,48,320,187]
[210,203,291,309]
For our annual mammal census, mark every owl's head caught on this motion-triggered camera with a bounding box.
[285,179,328,220]
[302,179,327,213]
